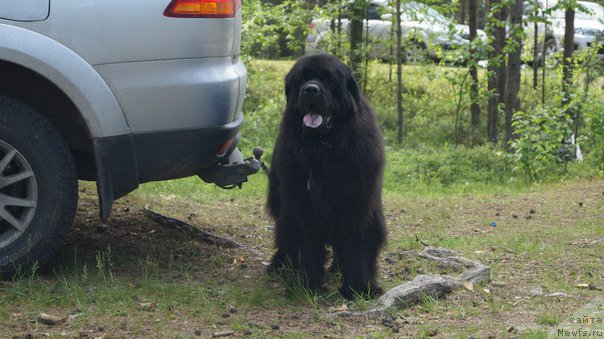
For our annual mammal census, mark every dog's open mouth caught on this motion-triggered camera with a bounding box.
[302,112,332,132]
[303,113,323,128]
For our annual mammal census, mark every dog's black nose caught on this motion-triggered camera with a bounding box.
[303,83,321,95]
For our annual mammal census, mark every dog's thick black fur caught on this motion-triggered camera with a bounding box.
[267,54,387,299]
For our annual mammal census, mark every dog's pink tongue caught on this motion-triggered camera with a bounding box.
[303,113,323,128]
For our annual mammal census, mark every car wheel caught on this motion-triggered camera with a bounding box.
[0,95,77,277]
[403,42,428,64]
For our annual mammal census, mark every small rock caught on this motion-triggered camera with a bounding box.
[229,306,238,314]
[139,302,156,312]
[271,324,280,331]
[221,312,230,318]
[330,304,349,312]
[547,292,571,298]
[265,225,275,231]
[530,286,543,297]
[38,313,65,325]
[213,331,235,338]
[68,313,85,321]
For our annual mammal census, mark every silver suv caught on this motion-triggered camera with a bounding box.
[0,0,250,276]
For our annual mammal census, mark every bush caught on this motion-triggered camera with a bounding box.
[384,145,515,192]
[509,107,572,181]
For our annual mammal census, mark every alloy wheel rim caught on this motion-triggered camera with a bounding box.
[0,140,38,249]
[406,45,426,64]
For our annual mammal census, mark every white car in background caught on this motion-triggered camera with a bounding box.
[550,1,604,62]
[306,0,487,63]
[531,0,604,63]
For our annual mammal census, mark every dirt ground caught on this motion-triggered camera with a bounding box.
[2,180,603,338]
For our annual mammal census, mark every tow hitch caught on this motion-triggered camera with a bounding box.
[198,147,268,189]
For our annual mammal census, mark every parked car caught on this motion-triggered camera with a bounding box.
[550,1,604,62]
[306,0,487,63]
[0,0,252,276]
[524,0,604,64]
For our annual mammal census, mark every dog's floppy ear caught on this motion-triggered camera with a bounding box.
[284,75,292,98]
[346,74,361,106]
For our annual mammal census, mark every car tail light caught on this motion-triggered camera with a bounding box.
[164,0,239,18]
[216,138,235,157]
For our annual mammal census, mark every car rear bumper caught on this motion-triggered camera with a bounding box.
[95,57,247,134]
[133,114,243,182]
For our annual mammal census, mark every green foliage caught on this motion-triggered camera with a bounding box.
[510,107,572,180]
[385,145,515,192]
[583,97,604,168]
[241,0,313,58]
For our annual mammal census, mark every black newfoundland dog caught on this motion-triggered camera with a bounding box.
[267,54,387,299]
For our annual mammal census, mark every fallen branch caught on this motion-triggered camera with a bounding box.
[337,247,490,317]
[143,206,243,249]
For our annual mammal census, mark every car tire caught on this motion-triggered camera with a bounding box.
[0,95,77,278]
[403,42,428,64]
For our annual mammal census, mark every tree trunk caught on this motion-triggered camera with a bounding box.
[504,0,523,151]
[396,0,403,145]
[349,0,365,81]
[460,0,467,24]
[362,4,370,93]
[469,0,480,133]
[562,6,575,107]
[541,20,548,104]
[486,0,507,144]
[532,20,539,89]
